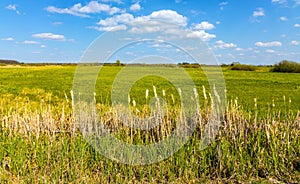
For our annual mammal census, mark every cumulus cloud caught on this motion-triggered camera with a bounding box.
[294,23,300,27]
[130,2,141,11]
[147,10,188,27]
[52,22,63,26]
[97,10,187,28]
[187,30,216,41]
[46,1,121,17]
[255,41,282,47]
[280,16,288,21]
[101,0,123,3]
[95,10,216,41]
[214,40,237,49]
[1,37,14,41]
[291,40,299,45]
[266,49,275,53]
[192,21,215,30]
[271,0,287,4]
[97,13,134,26]
[23,40,40,44]
[253,8,265,17]
[6,4,20,14]
[93,24,127,31]
[32,33,66,41]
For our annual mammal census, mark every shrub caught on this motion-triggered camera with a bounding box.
[272,60,300,73]
[230,64,256,71]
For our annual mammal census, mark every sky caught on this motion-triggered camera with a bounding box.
[0,0,300,65]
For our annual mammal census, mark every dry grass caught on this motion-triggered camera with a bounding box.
[0,88,299,183]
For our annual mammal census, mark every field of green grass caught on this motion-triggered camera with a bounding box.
[0,65,299,183]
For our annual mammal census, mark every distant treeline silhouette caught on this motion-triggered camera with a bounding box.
[0,59,20,65]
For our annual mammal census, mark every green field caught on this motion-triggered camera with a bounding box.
[0,65,299,183]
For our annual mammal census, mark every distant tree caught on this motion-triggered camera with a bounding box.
[230,64,256,71]
[0,59,20,65]
[116,59,121,66]
[271,60,300,73]
[230,62,240,66]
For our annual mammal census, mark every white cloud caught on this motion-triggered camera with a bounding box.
[97,13,134,26]
[214,40,237,49]
[101,0,123,3]
[187,30,216,41]
[280,16,288,21]
[6,4,17,10]
[192,21,215,30]
[216,21,221,25]
[23,40,40,44]
[6,4,20,14]
[271,0,287,4]
[41,45,47,48]
[95,10,215,41]
[219,2,228,10]
[253,8,265,17]
[235,47,243,51]
[219,2,228,6]
[146,10,188,27]
[255,41,282,47]
[97,10,187,32]
[1,37,14,41]
[32,33,66,41]
[46,1,121,17]
[52,22,63,26]
[266,49,275,53]
[291,40,299,45]
[295,0,300,5]
[93,25,127,31]
[294,23,300,27]
[130,2,141,11]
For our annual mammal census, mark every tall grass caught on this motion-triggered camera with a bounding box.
[0,87,299,183]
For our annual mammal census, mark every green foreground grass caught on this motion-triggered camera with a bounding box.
[0,65,299,183]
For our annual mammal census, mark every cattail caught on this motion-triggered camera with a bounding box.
[153,86,157,98]
[70,90,74,109]
[202,85,207,100]
[272,99,275,107]
[254,98,257,107]
[64,93,69,103]
[193,88,198,98]
[235,97,238,107]
[146,89,149,100]
[283,95,286,103]
[171,94,175,104]
[213,85,221,104]
[162,89,165,97]
[178,88,182,98]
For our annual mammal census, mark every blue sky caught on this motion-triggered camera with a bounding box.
[0,0,300,64]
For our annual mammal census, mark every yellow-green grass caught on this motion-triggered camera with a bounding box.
[0,65,299,183]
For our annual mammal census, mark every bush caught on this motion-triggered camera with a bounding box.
[230,64,256,71]
[272,60,300,73]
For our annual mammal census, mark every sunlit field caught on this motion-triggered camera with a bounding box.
[0,65,299,183]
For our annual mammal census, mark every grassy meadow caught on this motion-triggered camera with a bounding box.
[0,65,299,183]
